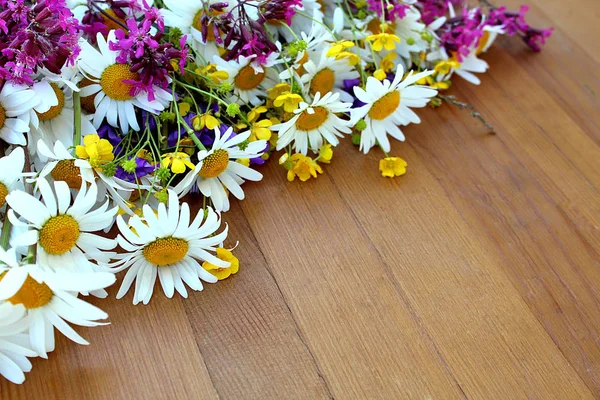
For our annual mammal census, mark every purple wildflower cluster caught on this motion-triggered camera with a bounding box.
[365,0,410,21]
[108,4,188,101]
[426,2,553,61]
[0,0,79,85]
[195,0,288,65]
[488,5,553,51]
[415,0,461,25]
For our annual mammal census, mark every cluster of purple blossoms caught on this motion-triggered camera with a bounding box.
[415,0,461,25]
[0,0,80,85]
[431,3,552,61]
[488,5,553,51]
[108,4,188,101]
[195,0,286,65]
[365,0,410,21]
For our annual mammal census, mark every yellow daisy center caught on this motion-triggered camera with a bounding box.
[78,77,97,113]
[143,237,189,266]
[100,64,138,101]
[234,66,265,91]
[51,159,82,189]
[0,273,53,309]
[199,149,229,178]
[0,104,5,129]
[309,68,335,96]
[293,51,309,76]
[367,19,396,35]
[476,31,491,55]
[368,91,400,120]
[0,182,8,208]
[295,107,328,131]
[39,215,80,255]
[36,83,65,121]
[102,9,127,33]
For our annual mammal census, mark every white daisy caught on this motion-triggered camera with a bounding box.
[213,55,279,106]
[272,91,352,154]
[174,127,266,212]
[0,83,38,145]
[162,0,228,64]
[35,139,138,216]
[350,64,437,153]
[429,46,489,85]
[0,250,115,358]
[300,51,360,102]
[476,24,505,54]
[0,147,25,208]
[0,303,36,384]
[364,8,427,62]
[7,178,118,273]
[28,68,97,152]
[111,190,230,304]
[77,31,173,133]
[267,0,324,42]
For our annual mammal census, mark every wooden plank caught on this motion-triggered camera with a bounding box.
[1,288,219,400]
[322,141,594,399]
[181,201,333,399]
[408,95,600,394]
[240,161,467,399]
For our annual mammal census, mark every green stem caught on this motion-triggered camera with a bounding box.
[73,91,82,151]
[179,118,207,151]
[0,213,12,250]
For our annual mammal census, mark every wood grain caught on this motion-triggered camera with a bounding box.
[3,1,600,398]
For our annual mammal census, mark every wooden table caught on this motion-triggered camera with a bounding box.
[3,1,600,398]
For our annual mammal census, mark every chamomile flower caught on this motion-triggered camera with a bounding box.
[350,65,437,153]
[0,83,38,145]
[213,55,279,106]
[476,25,505,54]
[29,68,97,151]
[162,0,228,64]
[174,127,266,212]
[300,51,360,102]
[431,47,489,85]
[7,178,118,273]
[0,303,36,384]
[272,91,352,154]
[0,147,25,208]
[112,191,230,304]
[36,139,138,215]
[0,250,115,358]
[78,31,173,133]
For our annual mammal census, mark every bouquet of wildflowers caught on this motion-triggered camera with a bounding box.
[0,0,551,385]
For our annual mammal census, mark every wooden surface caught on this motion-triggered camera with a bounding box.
[3,1,600,398]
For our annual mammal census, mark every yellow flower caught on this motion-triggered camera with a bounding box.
[415,75,450,90]
[75,134,114,168]
[336,51,360,66]
[161,152,196,174]
[380,52,396,72]
[267,83,291,100]
[434,60,460,76]
[197,64,229,84]
[326,40,354,57]
[247,105,268,123]
[250,119,273,141]
[379,157,407,178]
[274,92,303,113]
[287,153,323,182]
[373,69,387,80]
[237,158,250,167]
[203,248,239,280]
[178,102,191,116]
[193,113,220,130]
[366,33,401,52]
[318,144,333,164]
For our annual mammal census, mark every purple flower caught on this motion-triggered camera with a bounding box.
[0,0,80,85]
[115,157,156,183]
